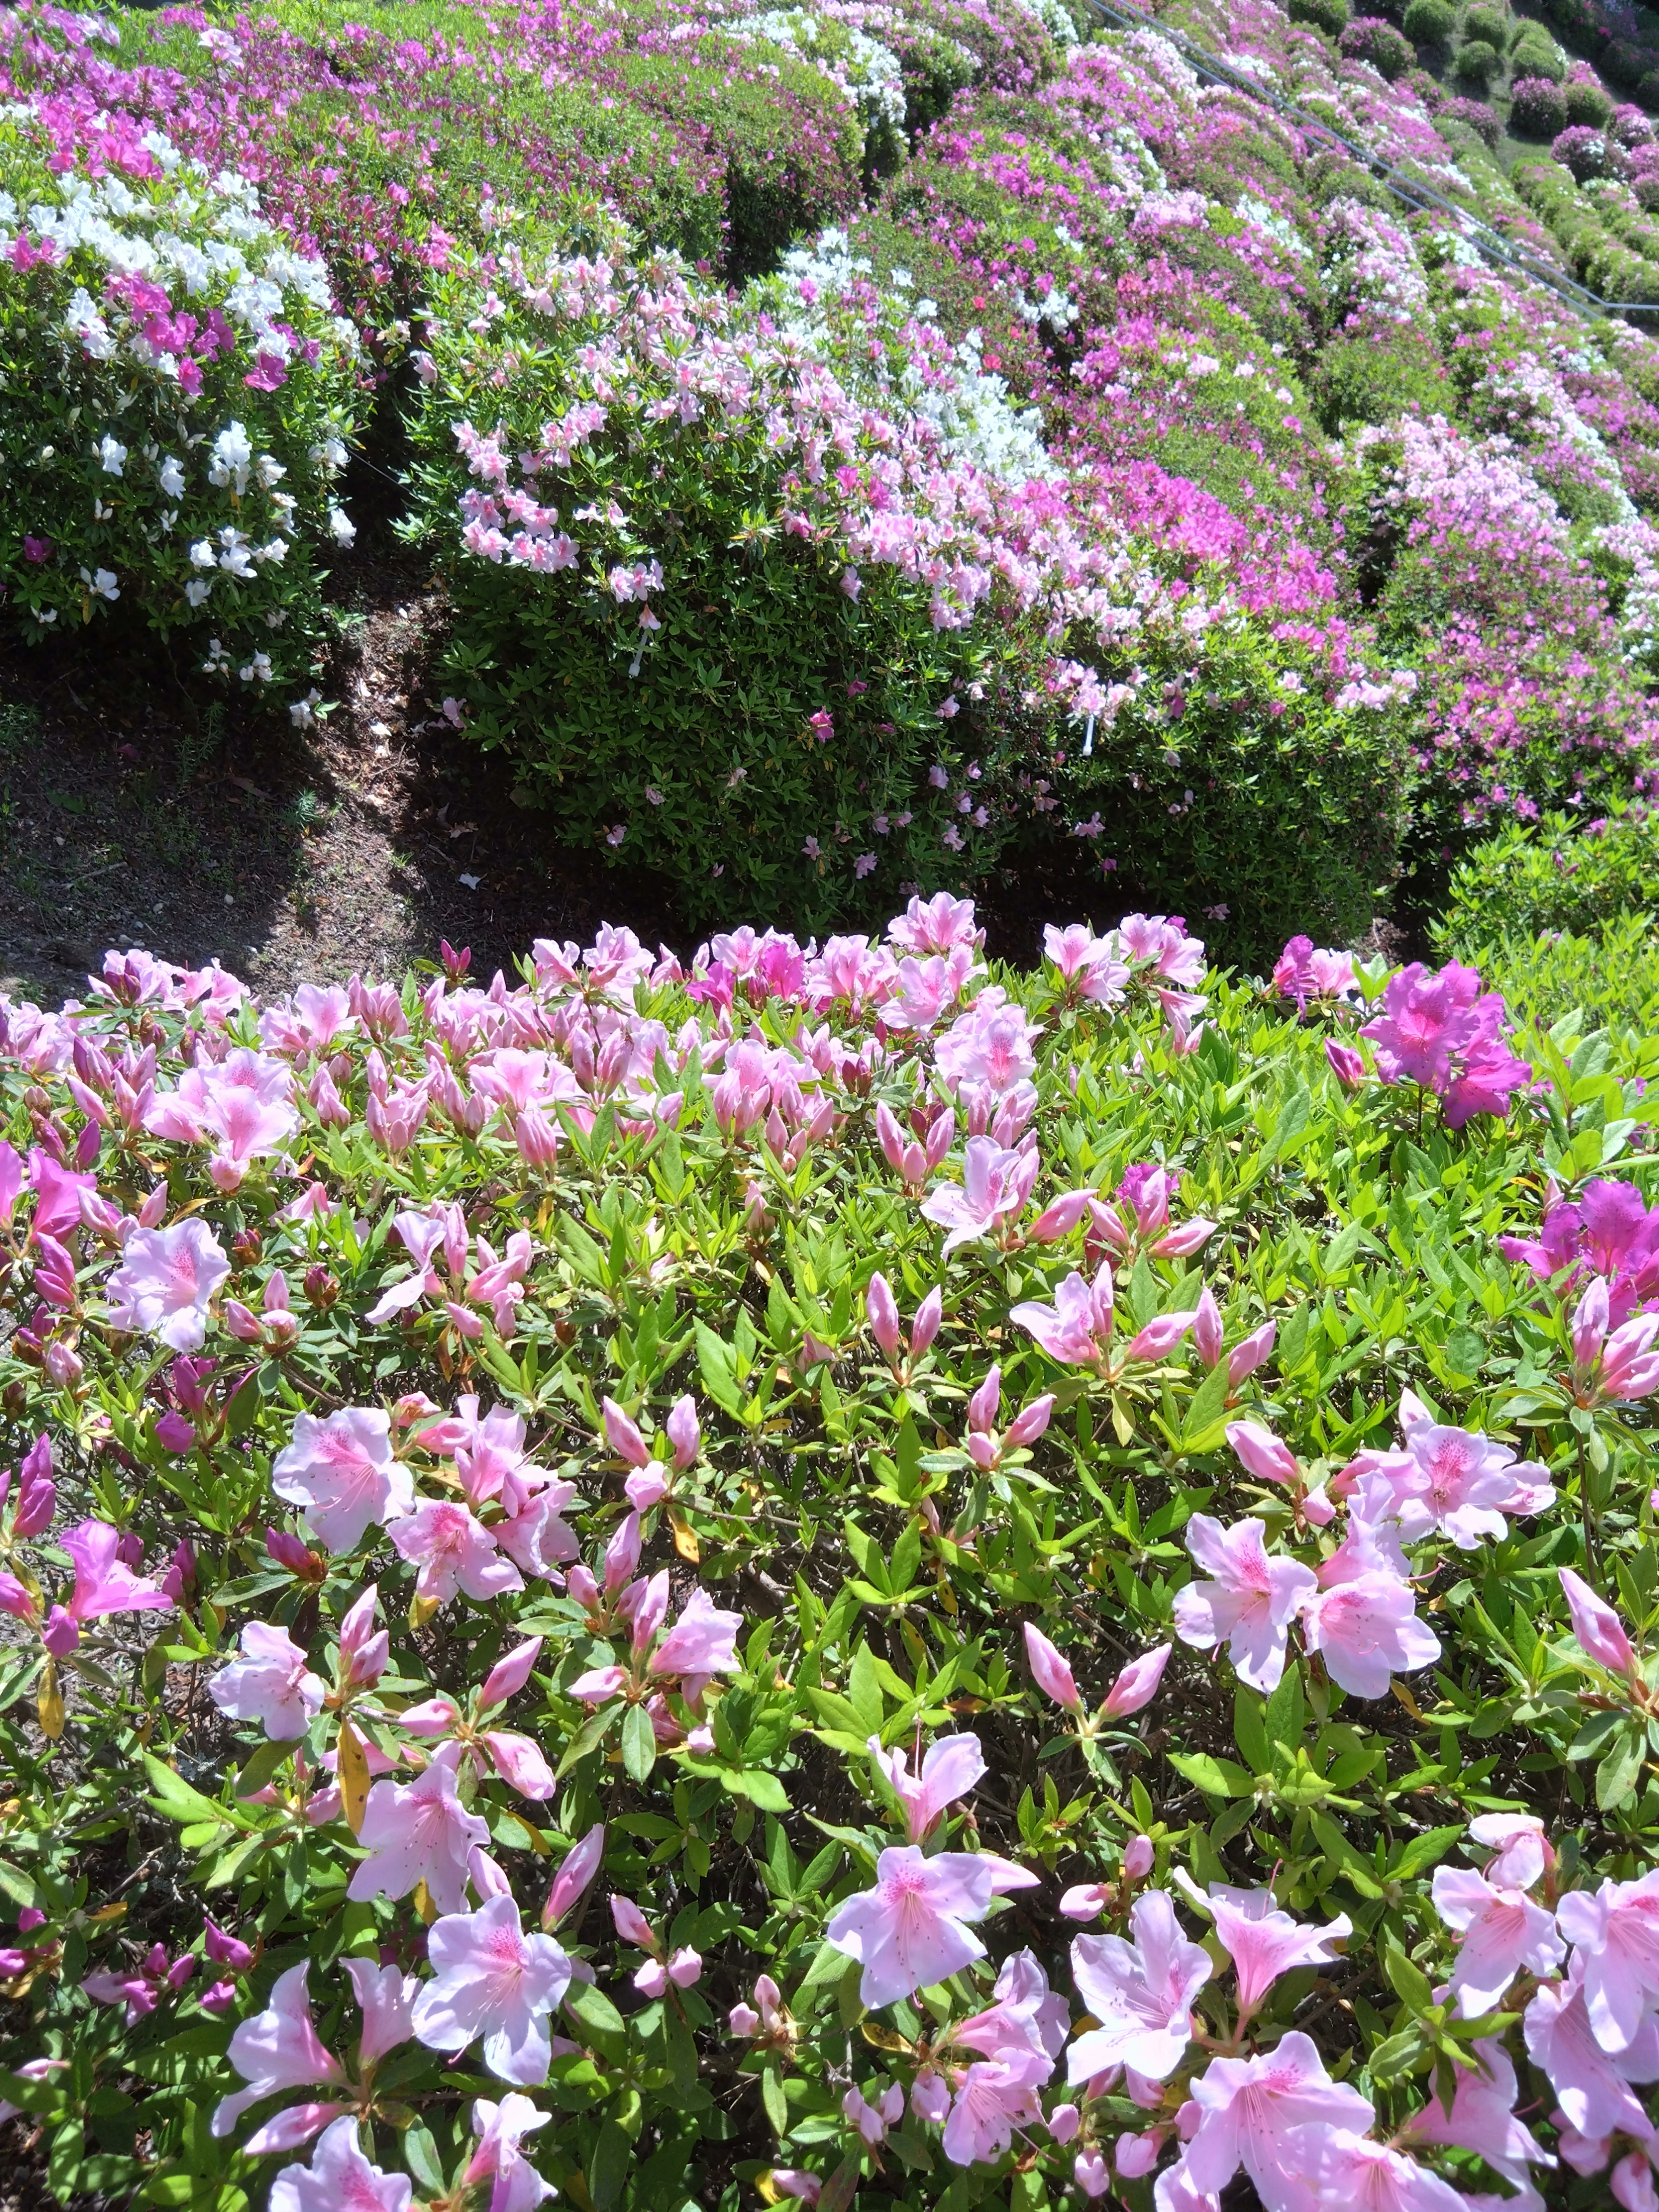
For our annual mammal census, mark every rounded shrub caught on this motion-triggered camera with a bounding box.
[1440,92,1502,143]
[1510,72,1569,133]
[1613,101,1657,147]
[1564,76,1615,127]
[1640,68,1659,109]
[1452,36,1501,83]
[1437,804,1659,939]
[1605,38,1652,89]
[1510,28,1567,80]
[1462,2,1509,47]
[0,108,360,706]
[1338,14,1415,73]
[1553,122,1630,179]
[1402,0,1456,40]
[1636,171,1659,207]
[1288,0,1352,37]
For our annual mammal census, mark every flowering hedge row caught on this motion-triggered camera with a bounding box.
[0,902,1657,2209]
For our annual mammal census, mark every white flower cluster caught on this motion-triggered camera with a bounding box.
[724,6,908,130]
[1233,193,1311,263]
[1008,0,1080,46]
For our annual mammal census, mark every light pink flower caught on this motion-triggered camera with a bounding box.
[920,1136,1039,1255]
[1381,1421,1555,1548]
[62,1519,175,1622]
[1068,1891,1211,2082]
[211,1963,345,2139]
[941,2051,1051,2166]
[1400,2034,1554,2195]
[464,2094,555,2212]
[209,1621,325,1740]
[869,1732,986,1840]
[1469,1813,1550,1892]
[1524,1953,1659,2137]
[544,1824,605,1928]
[1170,1516,1316,1692]
[1299,1567,1440,1699]
[342,1957,418,2066]
[270,2114,411,2212]
[1556,1870,1659,2052]
[1206,1888,1351,2022]
[1300,2129,1468,2210]
[953,1948,1069,2067]
[1558,1566,1637,1677]
[106,1220,230,1351]
[650,1587,743,1688]
[823,1847,995,2007]
[1024,1622,1083,1714]
[1102,1644,1171,1720]
[272,1409,413,1554]
[1430,1866,1565,2015]
[412,1892,572,2085]
[390,1500,524,1606]
[1010,1265,1114,1368]
[1183,2031,1374,2202]
[347,1744,492,1914]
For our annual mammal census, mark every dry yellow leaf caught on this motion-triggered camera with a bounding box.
[337,1716,371,1836]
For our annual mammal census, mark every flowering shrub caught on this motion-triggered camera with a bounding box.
[0,105,360,690]
[1338,13,1415,74]
[2,902,1659,2212]
[1511,72,1570,132]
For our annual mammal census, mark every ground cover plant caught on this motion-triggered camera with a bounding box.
[0,899,1656,2212]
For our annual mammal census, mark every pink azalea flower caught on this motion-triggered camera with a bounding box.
[346,1743,492,1914]
[411,1891,572,2085]
[270,2114,411,2212]
[1300,2129,1468,2210]
[1205,1888,1351,2022]
[390,1499,524,1606]
[823,1846,997,2007]
[1400,2034,1555,2195]
[649,1587,742,1690]
[1523,1954,1659,2137]
[1379,1421,1556,1547]
[1469,1813,1550,1892]
[1558,1566,1637,1677]
[1170,1516,1317,1692]
[869,1731,986,1841]
[543,1823,606,1928]
[1430,1866,1565,2015]
[941,2051,1051,2167]
[1024,1622,1084,1714]
[953,1949,1070,2066]
[61,1519,175,1623]
[1010,1265,1114,1368]
[272,1409,413,1553]
[211,1963,346,2140]
[1182,2031,1374,2202]
[1556,1870,1659,2052]
[464,2093,556,2212]
[209,1621,325,1740]
[1298,1559,1440,1700]
[1102,1643,1172,1719]
[919,1136,1039,1255]
[1067,1891,1211,2082]
[106,1219,230,1351]
[342,1956,418,2065]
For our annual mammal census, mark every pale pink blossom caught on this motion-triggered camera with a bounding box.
[464,2094,555,2212]
[1068,1891,1211,2082]
[1400,2034,1555,2195]
[1024,1622,1083,1714]
[1182,2031,1374,2203]
[106,1219,230,1351]
[1102,1643,1172,1720]
[920,1136,1039,1255]
[1300,2129,1468,2210]
[1170,1516,1316,1692]
[390,1500,524,1606]
[269,2115,411,2212]
[412,1892,572,2085]
[1469,1813,1550,1892]
[1430,1866,1565,2015]
[1299,1564,1440,1699]
[1558,1566,1638,1677]
[1556,1870,1659,2052]
[1205,1888,1351,2022]
[941,2051,1051,2165]
[209,1621,325,1740]
[823,1847,996,2007]
[869,1732,986,1841]
[347,1743,491,1914]
[272,1409,412,1554]
[342,1957,418,2066]
[62,1519,175,1622]
[211,1963,345,2139]
[650,1587,743,1688]
[1523,1954,1659,2137]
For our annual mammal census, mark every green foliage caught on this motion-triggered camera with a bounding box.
[1313,331,1449,430]
[1402,0,1457,41]
[1564,76,1614,126]
[1451,32,1501,80]
[1449,911,1659,1034]
[1436,805,1659,941]
[1510,25,1568,79]
[1461,0,1508,43]
[1289,0,1352,35]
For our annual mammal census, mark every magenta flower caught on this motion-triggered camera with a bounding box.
[1569,1276,1659,1405]
[62,1519,174,1623]
[211,1963,346,2142]
[1170,1515,1316,1692]
[272,1409,413,1553]
[823,1847,997,2007]
[346,1743,492,1914]
[1500,1177,1659,1322]
[209,1621,325,1740]
[389,1500,524,1607]
[1024,1622,1083,1714]
[411,1892,572,2085]
[1359,960,1530,1128]
[106,1219,230,1351]
[868,1731,985,1841]
[1555,1871,1659,2053]
[463,2094,555,2212]
[1430,1866,1564,2016]
[1182,2031,1374,2202]
[269,2115,411,2212]
[1066,1891,1211,2083]
[85,1941,194,2023]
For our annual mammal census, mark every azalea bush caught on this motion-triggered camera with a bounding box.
[0,105,362,695]
[1,900,1659,2210]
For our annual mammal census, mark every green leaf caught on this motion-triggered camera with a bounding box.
[761,2062,788,2136]
[565,1979,628,2059]
[402,2126,445,2195]
[621,1702,657,1784]
[1168,1751,1255,1799]
[819,2154,862,2212]
[587,2119,631,2211]
[1597,1728,1644,1811]
[1382,1941,1436,2017]
[1179,1357,1231,1452]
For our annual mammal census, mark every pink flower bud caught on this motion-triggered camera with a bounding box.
[666,1946,702,1988]
[1116,2132,1162,2179]
[602,1398,651,1468]
[1325,1039,1365,1092]
[874,1102,908,1176]
[866,1271,902,1360]
[630,1569,671,1656]
[603,1512,642,1596]
[545,1823,605,1929]
[728,2003,761,2036]
[625,1468,670,1512]
[1573,1277,1611,1375]
[1559,1565,1636,1675]
[1029,1189,1095,1243]
[611,1894,656,1949]
[925,1110,955,1170]
[204,1916,253,1971]
[1049,2104,1081,2145]
[1193,1287,1223,1370]
[480,1635,543,1710]
[1123,1834,1155,1881]
[1005,1394,1055,1448]
[1227,1320,1275,1388]
[1226,1419,1299,1489]
[221,1300,265,1345]
[1101,1642,1171,1720]
[666,1394,700,1469]
[1074,2151,1111,2198]
[911,1284,943,1358]
[42,1605,79,1656]
[266,1527,318,1575]
[138,1183,169,1227]
[1024,1621,1084,1714]
[566,1564,601,1611]
[967,1366,1001,1433]
[772,2173,822,2206]
[1151,1217,1214,1259]
[633,1958,668,1999]
[1122,1311,1196,1364]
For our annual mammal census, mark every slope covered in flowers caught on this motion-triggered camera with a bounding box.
[0,904,1656,2212]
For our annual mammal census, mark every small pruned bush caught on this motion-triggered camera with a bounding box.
[1438,90,1501,141]
[1451,35,1501,83]
[1453,909,1659,1031]
[1462,1,1509,47]
[1554,121,1631,179]
[1402,0,1455,39]
[1338,13,1415,73]
[1510,26,1568,79]
[1288,0,1352,36]
[1565,75,1615,127]
[1510,70,1570,132]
